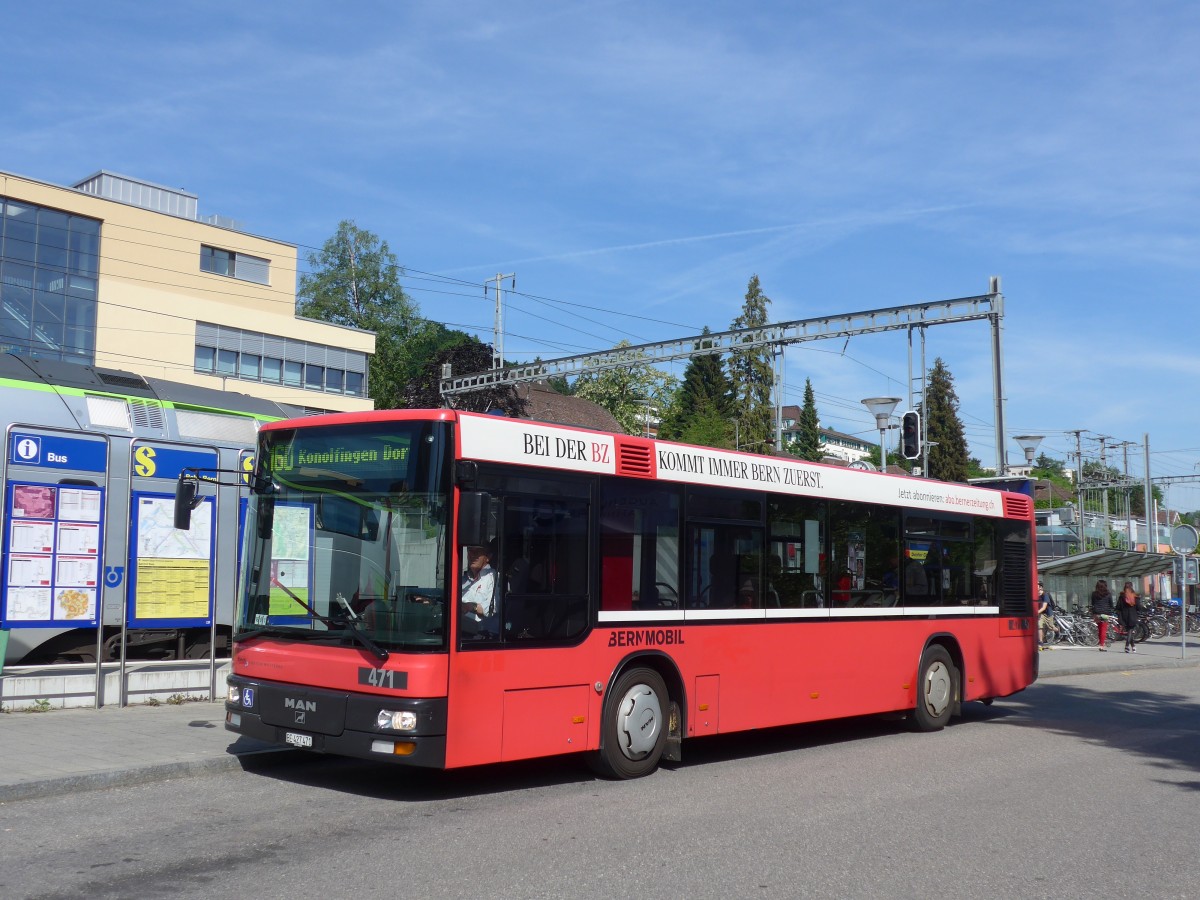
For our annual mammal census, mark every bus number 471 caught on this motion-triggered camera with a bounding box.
[358,667,407,689]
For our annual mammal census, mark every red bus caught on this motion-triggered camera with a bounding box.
[189,409,1037,779]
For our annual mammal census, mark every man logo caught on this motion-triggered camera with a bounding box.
[284,698,317,712]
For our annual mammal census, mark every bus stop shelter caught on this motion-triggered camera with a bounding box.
[1037,548,1178,611]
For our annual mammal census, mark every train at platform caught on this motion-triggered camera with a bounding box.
[0,352,304,666]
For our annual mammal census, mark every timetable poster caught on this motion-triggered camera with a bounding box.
[2,482,104,627]
[129,493,214,626]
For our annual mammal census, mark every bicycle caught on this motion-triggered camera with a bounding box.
[1042,610,1098,647]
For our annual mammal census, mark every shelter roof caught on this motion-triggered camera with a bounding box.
[1037,548,1177,579]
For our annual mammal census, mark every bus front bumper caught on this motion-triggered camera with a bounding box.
[225,676,448,769]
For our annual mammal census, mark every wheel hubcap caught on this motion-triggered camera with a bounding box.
[923,661,952,717]
[617,684,662,759]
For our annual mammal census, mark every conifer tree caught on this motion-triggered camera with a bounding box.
[795,378,822,462]
[657,328,733,445]
[727,275,776,453]
[923,358,970,482]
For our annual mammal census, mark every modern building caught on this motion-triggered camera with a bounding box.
[0,169,373,413]
[780,405,874,463]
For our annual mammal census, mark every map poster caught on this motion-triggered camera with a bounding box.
[128,493,214,626]
[267,504,314,619]
[1,481,104,628]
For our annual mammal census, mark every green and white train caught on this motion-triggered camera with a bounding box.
[0,352,305,666]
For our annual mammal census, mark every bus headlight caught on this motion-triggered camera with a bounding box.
[227,684,241,703]
[376,709,417,731]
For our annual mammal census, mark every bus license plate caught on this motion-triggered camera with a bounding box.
[284,731,313,748]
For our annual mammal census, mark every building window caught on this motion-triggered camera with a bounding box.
[1,197,102,364]
[195,345,216,372]
[193,322,368,399]
[199,245,231,277]
[200,245,269,285]
[283,359,303,387]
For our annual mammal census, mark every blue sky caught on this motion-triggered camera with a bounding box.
[5,1,1200,511]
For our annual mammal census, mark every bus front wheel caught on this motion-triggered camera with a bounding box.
[911,645,957,732]
[588,667,668,779]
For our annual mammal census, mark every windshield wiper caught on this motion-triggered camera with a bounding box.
[233,623,315,642]
[268,575,389,661]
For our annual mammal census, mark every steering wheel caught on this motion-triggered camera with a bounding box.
[653,582,679,608]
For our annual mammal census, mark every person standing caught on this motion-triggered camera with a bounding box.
[1037,581,1054,648]
[1091,579,1114,651]
[1117,582,1142,653]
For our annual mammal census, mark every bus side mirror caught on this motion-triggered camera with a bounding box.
[458,491,494,547]
[174,476,200,530]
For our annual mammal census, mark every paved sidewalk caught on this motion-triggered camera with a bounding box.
[1036,636,1200,678]
[0,699,290,803]
[2,639,1197,803]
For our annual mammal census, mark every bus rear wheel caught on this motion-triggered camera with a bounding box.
[588,667,668,779]
[911,645,957,732]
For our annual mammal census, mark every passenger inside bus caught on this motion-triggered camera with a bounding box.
[904,549,929,598]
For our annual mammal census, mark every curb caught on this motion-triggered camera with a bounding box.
[0,747,296,804]
[1036,655,1200,680]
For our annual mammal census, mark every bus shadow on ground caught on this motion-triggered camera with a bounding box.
[234,703,1016,801]
[234,676,1200,800]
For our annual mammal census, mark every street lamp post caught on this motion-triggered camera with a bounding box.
[1013,435,1044,471]
[861,397,901,470]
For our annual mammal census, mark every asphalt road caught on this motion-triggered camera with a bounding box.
[4,666,1198,900]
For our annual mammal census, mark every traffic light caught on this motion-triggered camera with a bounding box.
[901,411,921,460]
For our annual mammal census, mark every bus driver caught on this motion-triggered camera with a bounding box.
[460,544,498,636]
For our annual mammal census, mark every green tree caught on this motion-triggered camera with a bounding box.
[398,334,527,415]
[657,328,733,444]
[728,275,776,453]
[1031,454,1076,509]
[922,358,970,482]
[1033,453,1067,480]
[793,378,822,462]
[298,220,429,408]
[572,341,678,435]
[865,445,905,470]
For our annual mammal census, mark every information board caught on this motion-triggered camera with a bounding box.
[1,481,105,628]
[126,491,215,628]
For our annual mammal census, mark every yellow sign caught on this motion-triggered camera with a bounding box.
[133,445,157,477]
[134,558,210,619]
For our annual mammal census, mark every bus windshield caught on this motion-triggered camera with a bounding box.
[237,420,452,651]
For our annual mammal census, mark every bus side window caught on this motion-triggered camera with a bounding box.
[499,496,590,641]
[599,481,681,612]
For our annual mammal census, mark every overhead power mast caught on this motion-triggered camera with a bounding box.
[441,283,1007,472]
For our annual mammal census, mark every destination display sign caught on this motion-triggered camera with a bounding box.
[265,434,413,484]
